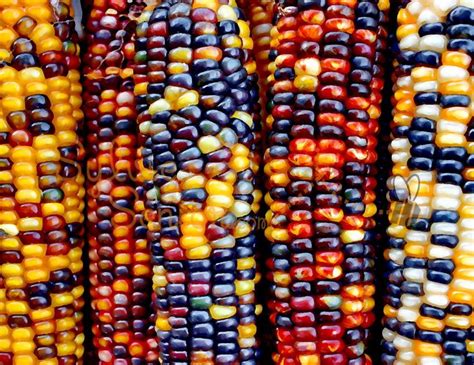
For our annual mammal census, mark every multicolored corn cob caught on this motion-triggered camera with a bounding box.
[0,0,85,364]
[263,0,389,363]
[382,1,474,364]
[238,0,277,121]
[134,0,262,363]
[82,0,159,363]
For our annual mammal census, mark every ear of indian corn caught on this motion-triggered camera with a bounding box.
[82,0,159,363]
[0,0,85,364]
[382,1,474,364]
[238,0,277,122]
[263,0,389,364]
[134,0,262,363]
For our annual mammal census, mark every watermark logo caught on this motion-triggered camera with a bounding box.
[388,174,422,225]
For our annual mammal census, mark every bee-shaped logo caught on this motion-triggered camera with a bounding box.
[387,174,422,226]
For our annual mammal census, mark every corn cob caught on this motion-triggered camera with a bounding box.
[134,0,262,363]
[0,0,85,364]
[382,1,474,364]
[263,0,388,363]
[238,0,277,122]
[82,0,159,363]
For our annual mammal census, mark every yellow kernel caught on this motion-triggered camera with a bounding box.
[210,304,237,319]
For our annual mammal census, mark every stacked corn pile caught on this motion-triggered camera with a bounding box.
[382,1,474,364]
[134,0,262,363]
[263,0,389,364]
[82,0,159,363]
[0,0,85,363]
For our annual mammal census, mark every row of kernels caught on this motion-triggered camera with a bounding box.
[382,0,419,360]
[133,1,171,362]
[317,1,358,363]
[266,1,324,364]
[82,0,157,363]
[239,0,276,123]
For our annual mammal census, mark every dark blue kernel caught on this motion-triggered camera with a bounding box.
[420,304,446,319]
[404,257,426,268]
[448,38,474,55]
[398,50,416,64]
[445,328,467,342]
[437,147,468,161]
[465,181,474,193]
[436,159,464,172]
[406,218,430,231]
[171,327,189,339]
[169,338,187,351]
[467,154,474,166]
[400,282,423,295]
[217,342,239,355]
[216,331,238,343]
[190,311,211,324]
[427,270,452,284]
[357,2,378,16]
[213,273,234,283]
[443,341,466,354]
[192,323,214,337]
[188,260,211,271]
[388,238,405,249]
[408,157,433,170]
[169,33,192,48]
[202,81,228,95]
[432,210,459,223]
[447,303,472,315]
[398,322,416,339]
[197,70,224,86]
[356,17,378,30]
[216,318,239,331]
[226,69,247,86]
[437,173,463,185]
[448,6,474,24]
[428,259,455,273]
[169,18,192,33]
[297,0,326,9]
[213,260,236,272]
[418,330,443,344]
[419,22,446,36]
[410,144,435,158]
[217,20,239,35]
[386,297,401,308]
[273,92,294,105]
[191,338,213,351]
[413,51,441,67]
[408,130,434,144]
[387,284,401,297]
[384,317,399,331]
[431,234,459,248]
[414,92,440,105]
[193,59,219,72]
[393,125,409,137]
[441,94,471,107]
[448,23,474,39]
[168,295,187,306]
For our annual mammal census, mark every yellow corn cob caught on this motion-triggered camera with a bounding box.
[0,0,85,363]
